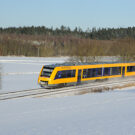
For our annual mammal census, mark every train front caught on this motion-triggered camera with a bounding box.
[38,65,54,88]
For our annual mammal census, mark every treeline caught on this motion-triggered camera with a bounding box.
[1,26,135,40]
[0,33,135,60]
[0,26,135,61]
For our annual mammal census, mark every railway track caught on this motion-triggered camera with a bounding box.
[0,78,135,100]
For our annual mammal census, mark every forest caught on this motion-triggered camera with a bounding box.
[0,26,135,61]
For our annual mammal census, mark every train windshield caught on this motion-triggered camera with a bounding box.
[41,67,54,77]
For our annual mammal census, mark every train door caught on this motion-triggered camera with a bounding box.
[122,67,125,77]
[77,69,82,84]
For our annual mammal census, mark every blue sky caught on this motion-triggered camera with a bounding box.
[0,0,135,30]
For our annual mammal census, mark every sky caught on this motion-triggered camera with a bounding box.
[0,0,135,30]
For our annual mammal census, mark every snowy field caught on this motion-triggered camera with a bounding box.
[0,56,135,135]
[0,87,135,135]
[0,56,67,93]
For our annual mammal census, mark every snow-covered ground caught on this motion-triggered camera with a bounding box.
[0,56,135,135]
[0,56,67,93]
[0,87,135,135]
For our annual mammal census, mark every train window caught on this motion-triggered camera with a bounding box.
[91,69,97,77]
[96,68,102,77]
[83,69,87,78]
[83,67,121,78]
[127,66,135,72]
[83,68,102,78]
[83,69,92,78]
[61,71,66,78]
[103,68,110,76]
[55,70,76,79]
[111,67,121,75]
[41,67,54,77]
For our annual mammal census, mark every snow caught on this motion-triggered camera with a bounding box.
[0,87,135,135]
[0,56,135,135]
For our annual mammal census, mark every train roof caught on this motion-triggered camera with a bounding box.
[44,61,135,68]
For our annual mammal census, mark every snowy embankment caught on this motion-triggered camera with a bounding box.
[0,56,67,93]
[0,87,135,135]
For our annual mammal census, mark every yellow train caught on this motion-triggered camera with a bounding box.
[38,62,135,88]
